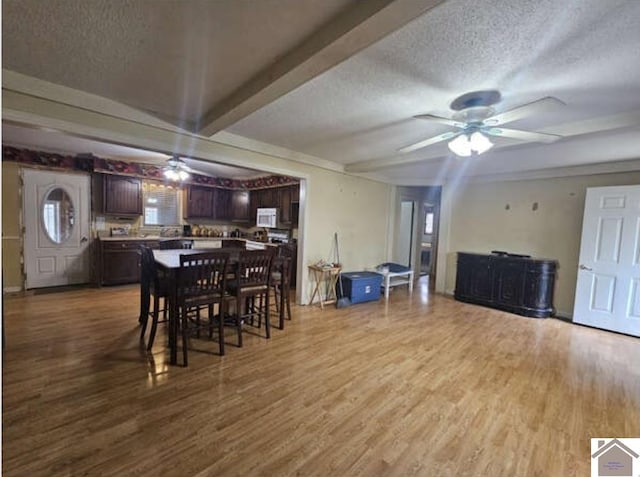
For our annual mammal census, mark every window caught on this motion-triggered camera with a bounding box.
[424,211,434,234]
[143,182,180,226]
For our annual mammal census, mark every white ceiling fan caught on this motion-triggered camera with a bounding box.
[162,155,203,180]
[399,90,565,156]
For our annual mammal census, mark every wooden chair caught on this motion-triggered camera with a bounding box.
[139,246,170,351]
[177,251,230,366]
[159,239,194,250]
[226,249,275,346]
[271,245,294,329]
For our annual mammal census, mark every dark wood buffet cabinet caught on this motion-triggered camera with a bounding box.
[454,252,557,318]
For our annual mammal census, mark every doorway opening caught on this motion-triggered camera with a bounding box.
[395,186,441,290]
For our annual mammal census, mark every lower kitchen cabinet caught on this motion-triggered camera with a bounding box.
[454,252,557,318]
[100,240,159,285]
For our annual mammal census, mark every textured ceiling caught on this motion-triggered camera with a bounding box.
[3,0,640,184]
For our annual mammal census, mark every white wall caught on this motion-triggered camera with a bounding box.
[443,171,640,317]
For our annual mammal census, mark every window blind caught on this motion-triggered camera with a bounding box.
[143,182,180,226]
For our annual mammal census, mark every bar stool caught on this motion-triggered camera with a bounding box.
[176,251,230,366]
[226,249,275,346]
[139,246,170,351]
[271,246,293,329]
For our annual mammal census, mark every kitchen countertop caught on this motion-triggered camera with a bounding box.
[98,236,279,246]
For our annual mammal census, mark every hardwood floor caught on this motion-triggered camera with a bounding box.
[2,280,639,476]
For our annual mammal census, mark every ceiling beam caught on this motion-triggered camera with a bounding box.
[197,0,443,137]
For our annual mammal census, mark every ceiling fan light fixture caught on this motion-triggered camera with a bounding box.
[163,168,189,181]
[448,131,493,157]
[448,134,472,157]
[469,131,494,154]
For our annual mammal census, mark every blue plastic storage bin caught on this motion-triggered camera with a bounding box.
[338,271,383,304]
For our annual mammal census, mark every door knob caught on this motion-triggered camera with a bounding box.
[81,236,88,243]
[579,264,592,271]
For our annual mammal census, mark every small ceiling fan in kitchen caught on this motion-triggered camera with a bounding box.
[162,155,199,181]
[399,90,565,156]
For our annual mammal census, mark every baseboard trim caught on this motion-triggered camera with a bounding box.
[554,310,573,322]
[3,286,23,294]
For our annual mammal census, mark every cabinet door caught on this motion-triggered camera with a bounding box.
[468,257,494,302]
[101,242,142,285]
[231,190,250,222]
[493,260,526,307]
[279,186,293,224]
[185,186,214,218]
[522,263,556,314]
[104,175,142,215]
[214,189,232,220]
[455,254,493,303]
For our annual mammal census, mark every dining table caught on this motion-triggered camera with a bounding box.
[139,247,279,365]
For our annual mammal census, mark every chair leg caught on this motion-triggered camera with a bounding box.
[146,294,161,351]
[180,306,189,367]
[218,302,225,356]
[140,307,149,341]
[285,284,292,321]
[208,304,214,339]
[264,291,271,339]
[278,284,285,330]
[236,296,243,347]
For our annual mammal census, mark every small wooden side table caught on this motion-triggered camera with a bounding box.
[308,264,341,309]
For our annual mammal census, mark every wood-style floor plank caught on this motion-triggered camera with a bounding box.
[2,281,639,476]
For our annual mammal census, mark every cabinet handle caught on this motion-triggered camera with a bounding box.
[579,264,592,271]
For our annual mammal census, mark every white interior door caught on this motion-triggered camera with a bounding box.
[573,185,640,337]
[396,201,415,267]
[23,169,91,289]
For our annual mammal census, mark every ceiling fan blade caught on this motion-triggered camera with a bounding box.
[398,131,459,154]
[414,114,466,129]
[485,127,562,143]
[484,97,565,126]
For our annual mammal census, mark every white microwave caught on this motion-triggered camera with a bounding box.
[256,208,277,228]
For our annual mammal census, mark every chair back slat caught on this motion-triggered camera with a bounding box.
[178,252,229,299]
[236,249,275,288]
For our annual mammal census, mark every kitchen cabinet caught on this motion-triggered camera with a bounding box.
[250,186,298,224]
[103,175,142,216]
[231,190,250,222]
[185,186,215,218]
[100,239,159,285]
[454,252,557,318]
[214,189,232,220]
[278,184,300,225]
[279,186,293,224]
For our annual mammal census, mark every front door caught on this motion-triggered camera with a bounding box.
[23,169,91,289]
[573,185,640,337]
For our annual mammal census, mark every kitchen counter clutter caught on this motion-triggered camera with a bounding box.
[98,236,278,246]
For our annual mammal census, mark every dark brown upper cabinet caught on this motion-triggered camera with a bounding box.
[231,190,250,222]
[279,184,300,225]
[213,189,232,221]
[103,175,142,216]
[184,186,215,218]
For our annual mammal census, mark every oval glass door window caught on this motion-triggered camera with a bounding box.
[42,187,75,244]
